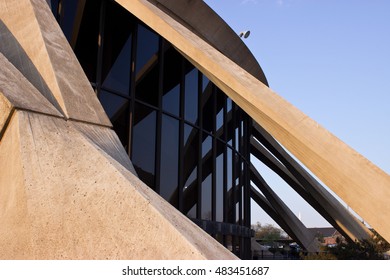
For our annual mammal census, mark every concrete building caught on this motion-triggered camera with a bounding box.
[1,0,389,259]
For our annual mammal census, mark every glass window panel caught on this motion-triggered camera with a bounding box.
[202,87,214,133]
[184,125,199,184]
[132,103,156,189]
[135,25,159,74]
[183,125,199,217]
[73,0,100,82]
[234,152,241,187]
[135,60,159,106]
[215,233,223,245]
[187,204,197,219]
[227,97,232,113]
[51,0,60,19]
[60,0,79,42]
[226,235,233,252]
[202,74,210,92]
[99,91,127,119]
[135,24,159,106]
[235,126,240,151]
[216,90,225,134]
[227,181,235,224]
[201,74,213,133]
[184,167,197,218]
[99,91,129,149]
[184,67,198,124]
[162,85,180,116]
[102,35,132,94]
[201,174,212,220]
[162,47,181,116]
[102,2,134,94]
[242,187,245,221]
[184,124,195,145]
[216,142,224,222]
[236,202,240,224]
[201,132,213,221]
[160,115,179,207]
[226,103,234,146]
[202,134,212,158]
[227,147,233,191]
[216,110,224,133]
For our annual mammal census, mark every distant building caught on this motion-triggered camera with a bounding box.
[309,227,344,247]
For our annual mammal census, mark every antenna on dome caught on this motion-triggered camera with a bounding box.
[239,30,250,38]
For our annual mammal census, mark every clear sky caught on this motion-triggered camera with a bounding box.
[204,0,390,228]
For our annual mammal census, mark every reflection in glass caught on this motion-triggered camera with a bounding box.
[73,0,100,82]
[202,135,212,158]
[187,205,197,219]
[60,0,79,42]
[184,125,199,184]
[184,167,197,219]
[162,47,181,116]
[216,141,224,222]
[202,74,210,92]
[183,125,199,216]
[202,175,212,220]
[135,24,159,106]
[101,1,134,94]
[102,35,132,94]
[99,91,129,148]
[184,67,198,124]
[51,0,60,19]
[202,92,214,133]
[235,126,240,151]
[227,148,233,191]
[135,25,159,74]
[132,103,156,189]
[163,86,180,116]
[160,115,179,207]
[236,202,240,224]
[216,90,225,134]
[227,97,232,113]
[216,110,224,133]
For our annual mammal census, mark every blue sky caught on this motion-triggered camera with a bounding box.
[204,0,390,228]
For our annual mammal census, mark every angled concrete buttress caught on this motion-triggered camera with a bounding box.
[0,0,237,259]
[250,124,372,242]
[116,0,390,242]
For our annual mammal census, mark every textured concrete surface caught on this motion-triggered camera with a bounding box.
[116,0,390,242]
[0,53,63,118]
[149,0,268,85]
[73,122,137,175]
[250,130,372,242]
[0,0,238,259]
[0,0,111,126]
[0,111,237,259]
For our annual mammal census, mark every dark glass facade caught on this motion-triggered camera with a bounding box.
[52,0,252,259]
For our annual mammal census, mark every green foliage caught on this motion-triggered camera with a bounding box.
[252,222,287,241]
[302,230,390,260]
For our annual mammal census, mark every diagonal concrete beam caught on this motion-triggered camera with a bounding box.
[251,124,372,241]
[250,165,319,252]
[0,110,237,259]
[0,52,63,139]
[115,0,390,242]
[0,0,111,127]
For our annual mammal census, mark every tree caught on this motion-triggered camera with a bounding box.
[329,231,390,260]
[303,230,390,260]
[252,222,287,241]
